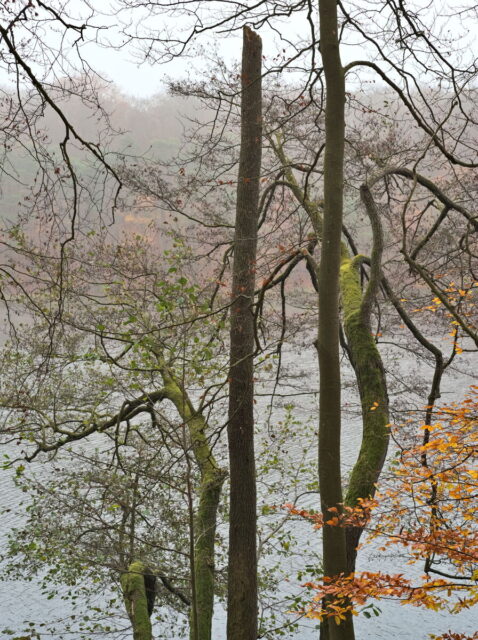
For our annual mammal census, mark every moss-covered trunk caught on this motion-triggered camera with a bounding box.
[121,561,154,640]
[194,464,226,640]
[271,3,390,629]
[340,254,389,572]
[227,25,262,640]
[161,369,226,640]
[272,142,390,582]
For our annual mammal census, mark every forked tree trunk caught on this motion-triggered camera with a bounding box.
[227,25,262,640]
[272,138,390,576]
[317,1,355,639]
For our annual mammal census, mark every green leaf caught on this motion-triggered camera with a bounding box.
[15,464,25,477]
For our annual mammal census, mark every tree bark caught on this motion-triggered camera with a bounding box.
[161,368,227,640]
[272,138,389,619]
[317,2,355,639]
[342,187,389,573]
[227,25,262,640]
[121,561,154,640]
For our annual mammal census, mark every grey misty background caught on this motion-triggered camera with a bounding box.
[0,84,476,640]
[0,87,189,223]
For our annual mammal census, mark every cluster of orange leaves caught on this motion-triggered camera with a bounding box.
[284,387,478,631]
[430,633,478,640]
[411,279,478,315]
[409,280,478,354]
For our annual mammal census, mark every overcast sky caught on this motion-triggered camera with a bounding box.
[0,1,474,99]
[84,12,309,98]
[77,1,477,99]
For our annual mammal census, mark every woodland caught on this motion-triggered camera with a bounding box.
[0,2,477,640]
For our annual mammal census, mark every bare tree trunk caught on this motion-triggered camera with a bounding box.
[317,1,355,639]
[227,25,262,640]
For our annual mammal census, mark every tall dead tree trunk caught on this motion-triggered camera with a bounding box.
[317,2,355,639]
[227,25,262,640]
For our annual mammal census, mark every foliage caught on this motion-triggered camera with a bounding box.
[284,386,478,634]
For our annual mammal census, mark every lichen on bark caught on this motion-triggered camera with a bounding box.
[160,366,226,640]
[340,257,389,507]
[121,560,154,640]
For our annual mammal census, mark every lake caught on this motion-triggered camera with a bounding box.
[0,343,476,639]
